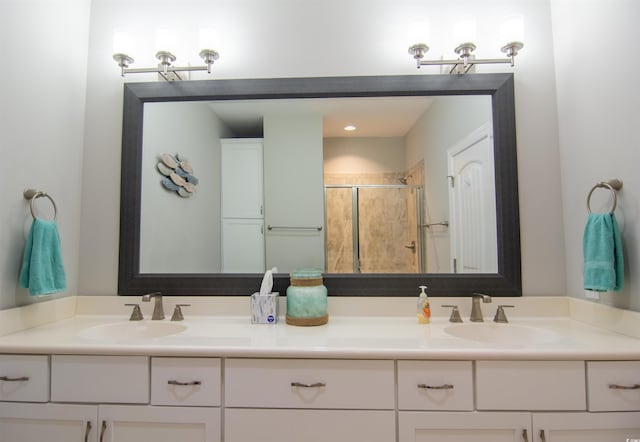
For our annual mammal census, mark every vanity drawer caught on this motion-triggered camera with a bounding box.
[476,360,586,410]
[0,355,49,402]
[225,358,394,409]
[397,360,473,410]
[587,361,640,411]
[151,357,221,406]
[51,355,149,403]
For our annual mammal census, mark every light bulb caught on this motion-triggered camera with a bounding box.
[500,15,524,43]
[407,19,430,46]
[199,28,220,51]
[453,17,477,44]
[113,30,133,56]
[155,29,177,54]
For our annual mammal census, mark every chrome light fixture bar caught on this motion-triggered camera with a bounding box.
[113,49,219,81]
[408,40,523,74]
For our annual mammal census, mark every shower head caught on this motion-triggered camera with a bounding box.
[398,177,408,185]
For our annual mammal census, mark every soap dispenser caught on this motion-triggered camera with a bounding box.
[416,285,431,324]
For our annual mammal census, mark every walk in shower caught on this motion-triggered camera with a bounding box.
[325,184,425,273]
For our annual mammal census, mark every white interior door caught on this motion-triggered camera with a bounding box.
[447,123,497,273]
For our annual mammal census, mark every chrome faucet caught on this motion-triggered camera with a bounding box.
[142,292,165,320]
[470,293,492,322]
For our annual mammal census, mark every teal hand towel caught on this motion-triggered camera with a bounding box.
[19,218,67,296]
[583,213,624,292]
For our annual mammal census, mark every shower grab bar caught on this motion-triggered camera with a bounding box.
[267,225,323,231]
[421,221,449,228]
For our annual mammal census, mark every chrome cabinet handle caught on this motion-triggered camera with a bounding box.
[539,429,546,442]
[522,428,528,442]
[84,421,92,442]
[168,379,202,386]
[291,382,326,388]
[0,376,30,382]
[417,383,454,390]
[609,383,640,390]
[99,420,107,442]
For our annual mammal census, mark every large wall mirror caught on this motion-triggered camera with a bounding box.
[119,74,521,297]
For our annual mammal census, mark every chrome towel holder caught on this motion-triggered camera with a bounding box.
[23,189,57,220]
[587,179,623,214]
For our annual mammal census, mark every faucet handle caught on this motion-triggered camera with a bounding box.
[493,305,515,323]
[125,303,143,321]
[171,304,191,321]
[442,305,463,323]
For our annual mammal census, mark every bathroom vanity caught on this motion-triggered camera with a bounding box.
[0,296,639,442]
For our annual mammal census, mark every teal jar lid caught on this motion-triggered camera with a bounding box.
[291,268,323,279]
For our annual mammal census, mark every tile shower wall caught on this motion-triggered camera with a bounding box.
[325,163,425,273]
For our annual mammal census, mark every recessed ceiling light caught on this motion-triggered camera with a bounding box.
[344,125,357,131]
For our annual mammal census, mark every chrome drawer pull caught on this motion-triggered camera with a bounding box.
[0,376,30,382]
[99,421,107,442]
[522,428,528,442]
[417,383,454,390]
[609,383,640,390]
[291,382,326,388]
[168,380,202,386]
[84,421,92,442]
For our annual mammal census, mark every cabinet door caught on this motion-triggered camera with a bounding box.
[533,412,640,442]
[221,218,265,272]
[0,402,97,442]
[98,405,220,442]
[399,411,532,442]
[225,409,395,442]
[221,139,264,219]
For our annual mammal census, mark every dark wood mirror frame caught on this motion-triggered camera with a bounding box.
[119,73,521,297]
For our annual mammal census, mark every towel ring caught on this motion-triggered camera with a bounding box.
[587,179,623,214]
[23,189,57,221]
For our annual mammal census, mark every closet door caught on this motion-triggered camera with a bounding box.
[221,139,264,219]
[221,218,265,273]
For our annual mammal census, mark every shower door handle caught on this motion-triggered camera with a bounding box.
[404,241,416,251]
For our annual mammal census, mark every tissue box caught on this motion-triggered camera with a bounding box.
[251,292,279,324]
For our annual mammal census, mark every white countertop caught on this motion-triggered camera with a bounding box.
[1,297,639,360]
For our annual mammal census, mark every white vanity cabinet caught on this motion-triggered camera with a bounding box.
[2,350,640,442]
[97,405,220,442]
[398,411,532,442]
[0,355,222,442]
[532,412,640,442]
[224,358,396,442]
[0,402,97,442]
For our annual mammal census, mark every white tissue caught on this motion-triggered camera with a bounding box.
[259,267,277,295]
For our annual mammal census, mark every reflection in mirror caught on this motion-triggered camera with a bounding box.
[119,74,521,297]
[140,95,495,275]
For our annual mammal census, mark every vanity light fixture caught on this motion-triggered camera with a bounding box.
[408,16,524,74]
[344,125,357,131]
[112,29,220,81]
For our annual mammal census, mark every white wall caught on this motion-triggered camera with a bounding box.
[324,137,406,175]
[551,0,640,311]
[0,0,90,309]
[140,102,232,273]
[78,0,565,297]
[406,96,493,273]
[264,115,325,272]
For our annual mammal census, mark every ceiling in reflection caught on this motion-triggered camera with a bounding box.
[207,96,434,137]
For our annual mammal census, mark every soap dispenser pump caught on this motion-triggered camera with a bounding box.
[416,285,431,324]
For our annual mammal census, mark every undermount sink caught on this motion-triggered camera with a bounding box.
[79,321,187,341]
[443,322,561,346]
